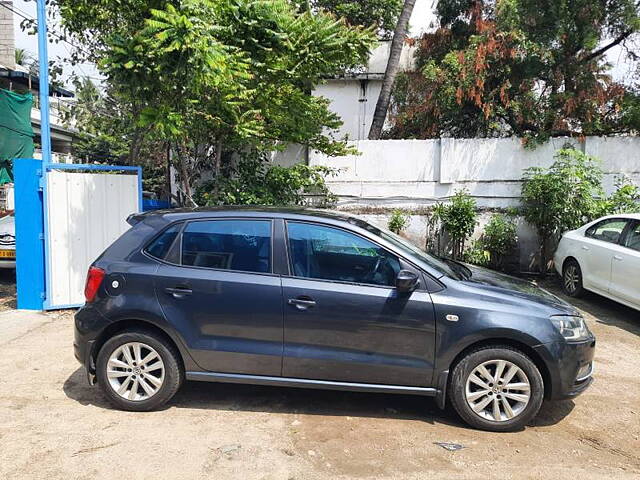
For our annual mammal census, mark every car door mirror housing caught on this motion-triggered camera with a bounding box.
[396,270,419,293]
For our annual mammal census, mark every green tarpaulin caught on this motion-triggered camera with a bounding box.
[0,88,35,184]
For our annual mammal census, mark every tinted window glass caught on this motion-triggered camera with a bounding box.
[287,222,400,287]
[145,224,181,260]
[625,222,640,252]
[585,219,628,244]
[181,220,271,273]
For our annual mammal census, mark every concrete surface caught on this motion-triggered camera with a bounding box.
[0,282,639,479]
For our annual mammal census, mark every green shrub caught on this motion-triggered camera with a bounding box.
[195,152,337,207]
[482,214,518,270]
[598,175,640,215]
[431,189,478,260]
[388,209,410,234]
[521,148,604,274]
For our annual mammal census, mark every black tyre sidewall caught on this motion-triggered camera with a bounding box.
[563,259,585,297]
[450,347,544,432]
[96,330,183,411]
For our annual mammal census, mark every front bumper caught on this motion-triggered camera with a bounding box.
[534,336,596,400]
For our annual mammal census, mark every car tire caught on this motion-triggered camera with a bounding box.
[562,259,585,297]
[449,346,544,432]
[96,329,183,411]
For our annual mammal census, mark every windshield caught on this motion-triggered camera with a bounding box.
[355,220,463,280]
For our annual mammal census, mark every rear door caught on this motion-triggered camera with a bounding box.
[281,221,436,387]
[153,218,283,375]
[580,218,630,292]
[610,221,640,307]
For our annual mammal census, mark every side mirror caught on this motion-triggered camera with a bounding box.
[396,270,419,294]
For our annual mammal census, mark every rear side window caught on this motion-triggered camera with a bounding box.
[182,220,271,273]
[585,219,628,244]
[145,224,181,260]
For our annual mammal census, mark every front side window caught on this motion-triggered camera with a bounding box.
[287,222,400,287]
[624,222,640,252]
[182,220,271,273]
[585,219,628,244]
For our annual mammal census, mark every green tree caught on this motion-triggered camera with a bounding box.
[388,0,640,143]
[521,149,604,274]
[57,0,375,202]
[307,0,403,38]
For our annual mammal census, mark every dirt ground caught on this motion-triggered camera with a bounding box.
[0,269,16,311]
[0,281,639,480]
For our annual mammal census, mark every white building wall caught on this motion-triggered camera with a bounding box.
[308,136,640,271]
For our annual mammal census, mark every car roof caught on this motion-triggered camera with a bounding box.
[128,206,364,226]
[592,213,640,222]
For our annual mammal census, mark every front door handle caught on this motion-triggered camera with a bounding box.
[288,297,317,310]
[613,255,623,261]
[165,287,193,299]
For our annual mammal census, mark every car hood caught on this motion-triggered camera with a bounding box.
[460,264,577,315]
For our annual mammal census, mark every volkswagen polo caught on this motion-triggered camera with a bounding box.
[74,207,595,431]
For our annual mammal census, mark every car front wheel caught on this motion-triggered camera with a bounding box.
[449,346,544,432]
[96,330,183,411]
[563,259,584,297]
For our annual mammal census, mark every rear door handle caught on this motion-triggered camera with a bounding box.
[288,297,316,310]
[165,287,193,299]
[582,245,590,251]
[613,255,623,261]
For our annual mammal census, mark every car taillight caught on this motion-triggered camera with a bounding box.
[84,266,105,303]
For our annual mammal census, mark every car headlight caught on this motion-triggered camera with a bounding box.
[550,315,590,341]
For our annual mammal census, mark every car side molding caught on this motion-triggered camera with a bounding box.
[186,371,439,397]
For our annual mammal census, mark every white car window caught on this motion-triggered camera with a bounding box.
[585,219,628,244]
[624,223,640,252]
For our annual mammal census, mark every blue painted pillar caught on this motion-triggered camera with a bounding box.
[14,158,45,310]
[36,0,52,165]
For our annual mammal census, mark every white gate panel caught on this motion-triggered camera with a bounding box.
[46,170,140,307]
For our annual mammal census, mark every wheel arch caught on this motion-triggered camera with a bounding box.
[562,256,580,273]
[90,319,187,375]
[445,338,553,401]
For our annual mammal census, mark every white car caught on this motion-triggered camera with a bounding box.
[554,213,640,311]
[0,214,15,269]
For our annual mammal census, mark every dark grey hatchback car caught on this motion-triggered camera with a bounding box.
[74,207,595,431]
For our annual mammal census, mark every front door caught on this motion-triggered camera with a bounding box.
[154,218,283,375]
[581,218,630,292]
[282,221,436,387]
[610,221,640,307]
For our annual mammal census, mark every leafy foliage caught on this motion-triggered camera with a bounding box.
[308,0,403,39]
[194,152,337,207]
[57,0,376,203]
[387,0,640,143]
[388,209,410,234]
[479,213,518,271]
[521,148,604,273]
[598,175,640,215]
[430,189,478,259]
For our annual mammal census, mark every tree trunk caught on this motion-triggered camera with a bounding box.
[368,0,416,140]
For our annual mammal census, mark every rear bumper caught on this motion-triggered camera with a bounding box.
[0,259,15,269]
[534,337,596,401]
[74,304,109,382]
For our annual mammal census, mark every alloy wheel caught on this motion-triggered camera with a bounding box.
[465,359,531,422]
[564,265,579,294]
[106,342,165,401]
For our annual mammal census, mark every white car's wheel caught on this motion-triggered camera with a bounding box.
[563,259,585,297]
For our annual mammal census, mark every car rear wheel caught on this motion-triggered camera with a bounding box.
[96,330,183,411]
[563,259,584,297]
[449,346,544,432]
